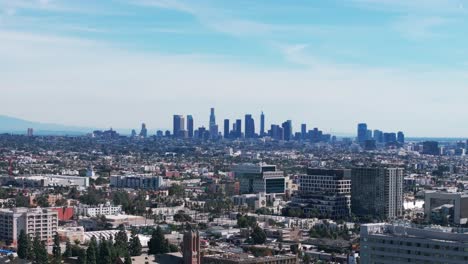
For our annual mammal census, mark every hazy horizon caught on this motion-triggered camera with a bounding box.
[2,0,468,137]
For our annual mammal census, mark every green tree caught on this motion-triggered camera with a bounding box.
[114,227,128,257]
[128,230,142,256]
[98,236,112,264]
[33,233,49,264]
[124,254,132,264]
[63,239,73,258]
[52,232,62,264]
[148,226,169,255]
[250,225,267,244]
[36,195,50,207]
[86,236,98,264]
[77,248,87,264]
[17,229,29,259]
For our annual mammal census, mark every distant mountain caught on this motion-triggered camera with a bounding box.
[0,115,95,135]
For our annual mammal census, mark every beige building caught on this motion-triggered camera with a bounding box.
[0,207,58,246]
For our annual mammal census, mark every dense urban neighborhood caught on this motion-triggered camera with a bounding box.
[0,113,467,264]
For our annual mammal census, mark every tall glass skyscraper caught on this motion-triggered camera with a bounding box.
[357,123,368,143]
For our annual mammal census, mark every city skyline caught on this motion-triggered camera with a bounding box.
[2,0,468,137]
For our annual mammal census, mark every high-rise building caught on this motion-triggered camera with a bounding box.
[282,120,292,141]
[397,131,405,144]
[360,223,468,264]
[209,108,217,139]
[373,129,383,143]
[0,207,58,246]
[357,123,368,143]
[270,125,284,141]
[383,132,397,143]
[245,114,255,138]
[223,119,230,139]
[422,141,439,155]
[27,128,34,137]
[301,124,307,139]
[130,129,137,138]
[187,115,194,138]
[209,107,216,128]
[235,119,242,138]
[293,169,351,219]
[139,123,148,138]
[260,111,265,137]
[183,230,201,264]
[351,167,403,219]
[233,163,285,194]
[173,115,185,137]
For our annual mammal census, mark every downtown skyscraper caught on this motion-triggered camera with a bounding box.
[260,111,265,137]
[245,114,255,138]
[209,108,218,139]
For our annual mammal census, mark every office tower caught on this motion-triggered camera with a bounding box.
[282,120,292,141]
[235,119,242,138]
[27,128,33,137]
[130,129,137,138]
[301,124,307,139]
[260,111,265,137]
[183,230,201,264]
[422,141,439,155]
[382,132,396,143]
[293,169,351,219]
[373,129,383,143]
[0,208,58,246]
[173,115,184,137]
[357,123,368,143]
[360,223,468,264]
[397,131,405,144]
[270,125,283,141]
[233,163,285,194]
[164,130,171,137]
[209,107,217,139]
[139,123,148,138]
[364,139,377,150]
[351,167,403,219]
[245,114,255,138]
[366,129,372,140]
[209,107,216,128]
[224,119,230,139]
[156,130,163,137]
[187,115,194,138]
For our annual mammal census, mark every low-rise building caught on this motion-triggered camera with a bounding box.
[76,202,122,217]
[110,175,164,189]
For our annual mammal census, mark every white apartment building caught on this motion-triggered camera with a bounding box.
[0,207,58,246]
[76,202,122,217]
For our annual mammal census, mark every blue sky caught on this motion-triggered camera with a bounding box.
[1,0,468,137]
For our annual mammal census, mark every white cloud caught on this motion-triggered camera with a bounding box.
[392,15,449,39]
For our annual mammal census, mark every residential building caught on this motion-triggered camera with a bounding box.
[292,169,351,219]
[76,202,123,217]
[110,175,164,189]
[351,168,403,219]
[0,207,58,246]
